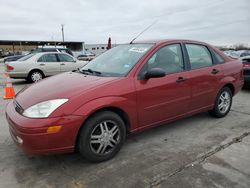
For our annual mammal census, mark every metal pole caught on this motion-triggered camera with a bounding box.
[61,24,65,42]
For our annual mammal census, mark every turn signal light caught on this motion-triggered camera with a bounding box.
[6,65,14,71]
[47,125,62,133]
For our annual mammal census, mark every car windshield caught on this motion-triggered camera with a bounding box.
[18,54,35,61]
[80,44,153,77]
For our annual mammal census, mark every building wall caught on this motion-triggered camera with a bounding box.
[83,44,108,55]
[0,40,84,56]
[0,44,39,53]
[83,44,118,55]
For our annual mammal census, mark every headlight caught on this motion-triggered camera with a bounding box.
[23,99,68,118]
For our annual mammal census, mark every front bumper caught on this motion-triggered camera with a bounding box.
[5,101,85,155]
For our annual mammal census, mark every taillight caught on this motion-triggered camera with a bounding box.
[6,65,14,71]
[243,64,250,68]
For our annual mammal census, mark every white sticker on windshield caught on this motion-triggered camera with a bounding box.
[129,47,148,53]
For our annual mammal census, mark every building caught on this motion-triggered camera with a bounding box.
[0,40,85,57]
[83,44,118,55]
[0,40,118,58]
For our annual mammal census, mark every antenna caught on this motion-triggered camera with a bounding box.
[130,20,158,44]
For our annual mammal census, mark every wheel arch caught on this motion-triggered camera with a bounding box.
[75,106,132,151]
[28,68,45,78]
[222,83,235,96]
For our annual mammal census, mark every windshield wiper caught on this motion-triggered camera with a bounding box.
[81,69,102,75]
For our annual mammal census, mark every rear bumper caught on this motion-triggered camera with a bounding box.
[5,101,85,155]
[7,71,28,78]
[243,68,250,83]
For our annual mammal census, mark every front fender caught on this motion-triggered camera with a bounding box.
[73,96,138,131]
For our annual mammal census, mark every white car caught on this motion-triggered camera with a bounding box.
[5,52,88,82]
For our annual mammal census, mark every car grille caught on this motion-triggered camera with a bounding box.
[13,100,24,114]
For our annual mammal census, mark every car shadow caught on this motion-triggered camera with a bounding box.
[11,79,28,86]
[16,112,210,165]
[9,111,230,186]
[242,87,250,92]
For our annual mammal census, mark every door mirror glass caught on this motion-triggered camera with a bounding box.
[144,68,166,79]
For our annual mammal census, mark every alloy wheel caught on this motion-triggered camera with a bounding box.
[218,91,231,114]
[90,120,120,155]
[31,72,43,82]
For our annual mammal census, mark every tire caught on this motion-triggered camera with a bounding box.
[209,87,233,118]
[78,111,126,162]
[27,70,44,83]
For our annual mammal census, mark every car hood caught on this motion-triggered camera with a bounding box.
[16,72,120,109]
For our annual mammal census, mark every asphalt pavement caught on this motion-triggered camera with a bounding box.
[0,63,250,188]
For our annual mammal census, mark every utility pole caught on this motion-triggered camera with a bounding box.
[61,24,65,42]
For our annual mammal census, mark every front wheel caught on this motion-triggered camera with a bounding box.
[78,111,126,162]
[209,87,233,118]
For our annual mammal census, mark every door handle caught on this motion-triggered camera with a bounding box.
[60,63,65,65]
[211,69,219,74]
[176,77,188,83]
[39,63,45,66]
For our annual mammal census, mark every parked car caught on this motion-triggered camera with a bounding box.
[4,47,74,63]
[5,52,87,82]
[77,52,95,61]
[240,55,250,87]
[6,39,244,162]
[239,51,250,57]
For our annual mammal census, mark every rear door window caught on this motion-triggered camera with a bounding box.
[38,54,58,62]
[186,44,213,69]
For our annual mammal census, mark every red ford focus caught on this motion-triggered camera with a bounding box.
[6,39,244,162]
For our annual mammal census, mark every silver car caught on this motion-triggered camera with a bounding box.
[5,52,88,82]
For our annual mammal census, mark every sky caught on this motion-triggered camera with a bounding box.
[0,0,249,45]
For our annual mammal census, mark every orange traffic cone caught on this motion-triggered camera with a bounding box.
[3,73,15,99]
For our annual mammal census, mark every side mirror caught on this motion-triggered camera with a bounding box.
[144,68,166,79]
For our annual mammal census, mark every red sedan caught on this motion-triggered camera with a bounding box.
[6,39,244,162]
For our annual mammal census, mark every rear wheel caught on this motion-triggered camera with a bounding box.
[27,70,44,83]
[78,111,126,162]
[209,87,232,118]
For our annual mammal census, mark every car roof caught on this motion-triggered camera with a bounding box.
[35,52,70,55]
[133,39,209,46]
